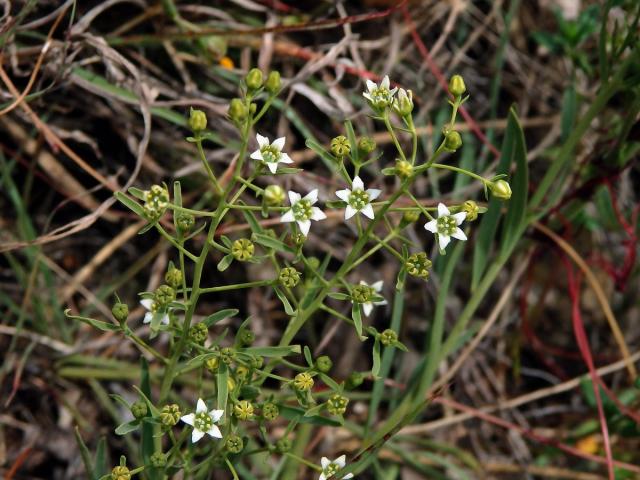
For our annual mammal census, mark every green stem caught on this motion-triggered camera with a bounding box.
[200,279,273,294]
[429,163,488,184]
[196,137,223,195]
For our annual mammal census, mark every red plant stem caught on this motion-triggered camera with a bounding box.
[401,6,502,158]
[5,447,32,480]
[434,396,640,475]
[562,256,615,480]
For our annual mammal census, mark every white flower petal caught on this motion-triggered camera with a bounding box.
[437,203,450,217]
[453,212,466,225]
[389,86,398,96]
[140,298,153,310]
[335,189,351,202]
[192,429,205,443]
[375,299,388,307]
[267,162,278,174]
[256,134,269,148]
[365,79,377,93]
[335,455,347,468]
[381,75,390,89]
[319,474,326,480]
[321,457,331,469]
[361,204,375,219]
[280,153,293,164]
[143,312,153,324]
[367,188,381,201]
[209,409,224,422]
[362,302,373,317]
[160,313,170,325]
[196,398,207,413]
[304,189,318,204]
[288,191,301,204]
[344,474,354,479]
[311,207,326,221]
[250,149,263,160]
[451,228,467,241]
[362,92,373,101]
[298,219,311,236]
[280,210,295,223]
[206,424,223,438]
[371,280,384,292]
[272,137,286,151]
[438,234,451,250]
[181,413,195,426]
[424,220,438,233]
[345,205,356,219]
[351,176,364,191]
[359,280,369,286]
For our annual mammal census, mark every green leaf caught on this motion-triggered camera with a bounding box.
[217,363,229,419]
[303,346,313,367]
[351,304,365,340]
[217,254,234,272]
[278,405,341,427]
[344,120,359,164]
[560,85,577,142]
[327,292,350,301]
[128,186,147,200]
[74,427,96,479]
[241,345,301,357]
[305,138,337,167]
[274,287,296,315]
[203,309,238,327]
[304,404,325,417]
[115,420,139,435]
[241,209,262,234]
[114,191,145,217]
[318,372,341,392]
[252,233,294,253]
[65,309,120,332]
[499,108,528,256]
[371,337,381,379]
[93,437,108,479]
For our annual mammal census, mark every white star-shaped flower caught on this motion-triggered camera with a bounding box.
[280,189,326,236]
[362,75,397,109]
[249,134,293,174]
[335,176,381,220]
[319,455,354,480]
[360,280,387,317]
[180,398,224,443]
[140,299,169,325]
[424,203,467,251]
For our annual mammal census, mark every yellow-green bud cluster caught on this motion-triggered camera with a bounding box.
[112,302,129,323]
[462,200,479,221]
[346,371,364,390]
[165,267,183,289]
[160,404,181,427]
[265,71,281,94]
[189,322,208,345]
[262,402,279,421]
[143,184,169,221]
[293,372,314,392]
[326,394,349,416]
[395,159,413,179]
[131,400,148,419]
[205,357,219,373]
[150,451,167,468]
[111,466,131,480]
[402,210,420,224]
[238,329,255,346]
[234,400,255,420]
[279,267,301,288]
[444,130,462,152]
[188,108,207,133]
[264,185,286,206]
[176,213,195,233]
[489,179,512,200]
[358,136,376,155]
[315,355,333,373]
[154,285,175,307]
[231,238,254,261]
[380,328,398,346]
[220,347,236,365]
[250,355,263,369]
[245,68,263,90]
[229,98,248,124]
[235,365,249,382]
[351,284,374,304]
[330,135,350,158]
[406,252,432,279]
[275,437,292,453]
[225,434,244,454]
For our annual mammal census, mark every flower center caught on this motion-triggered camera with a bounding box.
[194,411,213,432]
[371,87,392,106]
[292,199,313,221]
[436,215,457,236]
[348,189,370,210]
[323,463,340,478]
[260,145,281,164]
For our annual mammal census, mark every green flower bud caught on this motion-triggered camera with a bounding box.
[380,328,398,346]
[143,184,170,221]
[250,355,263,369]
[461,200,480,221]
[231,238,254,261]
[326,394,349,416]
[279,267,301,288]
[235,365,249,382]
[402,210,420,224]
[346,371,364,390]
[150,451,167,468]
[291,232,306,246]
[330,135,350,158]
[229,98,248,124]
[262,402,279,421]
[293,372,314,392]
[160,404,181,427]
[351,284,374,304]
[205,357,220,373]
[245,68,264,90]
[188,108,207,132]
[275,437,292,453]
[444,130,462,152]
[225,434,244,454]
[393,88,414,117]
[234,400,255,420]
[238,329,255,346]
[221,347,236,365]
[489,179,512,200]
[250,102,257,114]
[131,400,148,419]
[227,376,237,392]
[265,71,281,94]
[395,159,414,179]
[176,213,195,233]
[165,267,183,289]
[111,465,131,480]
[448,75,466,97]
[405,252,432,279]
[315,355,333,373]
[358,136,376,155]
[189,322,208,345]
[112,302,129,323]
[154,284,175,307]
[264,184,286,206]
